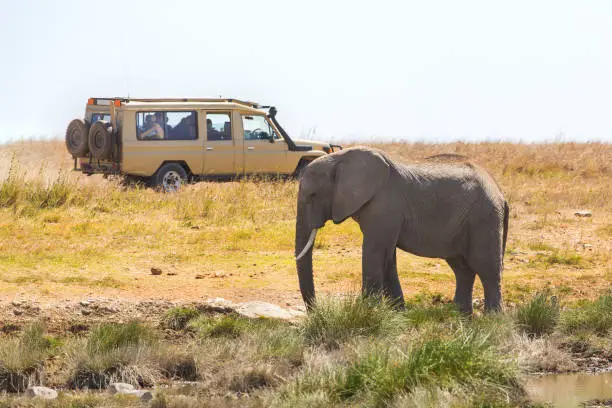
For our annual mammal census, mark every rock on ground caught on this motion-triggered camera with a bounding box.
[107,382,153,401]
[203,298,305,320]
[26,386,58,399]
[134,390,154,401]
[235,300,305,320]
[574,210,592,217]
[108,382,135,394]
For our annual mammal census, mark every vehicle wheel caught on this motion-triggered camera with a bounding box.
[88,121,114,159]
[65,119,90,157]
[154,163,187,192]
[294,160,311,180]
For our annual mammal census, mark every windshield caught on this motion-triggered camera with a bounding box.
[242,115,281,141]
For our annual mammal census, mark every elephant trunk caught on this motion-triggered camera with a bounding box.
[295,205,316,309]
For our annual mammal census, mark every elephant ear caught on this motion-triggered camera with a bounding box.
[332,149,390,223]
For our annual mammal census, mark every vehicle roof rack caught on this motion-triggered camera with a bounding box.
[88,97,269,109]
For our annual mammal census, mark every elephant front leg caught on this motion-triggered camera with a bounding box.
[361,235,385,297]
[362,235,403,307]
[383,249,405,308]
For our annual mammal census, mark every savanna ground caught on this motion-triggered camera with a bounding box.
[0,140,611,407]
[0,141,610,305]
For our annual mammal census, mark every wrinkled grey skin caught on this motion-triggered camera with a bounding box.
[295,147,509,314]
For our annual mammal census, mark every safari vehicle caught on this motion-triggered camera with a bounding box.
[65,97,341,191]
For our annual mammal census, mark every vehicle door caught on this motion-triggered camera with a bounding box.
[242,114,288,174]
[202,111,237,176]
[123,110,203,176]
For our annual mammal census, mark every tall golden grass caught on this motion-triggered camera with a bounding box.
[0,140,609,304]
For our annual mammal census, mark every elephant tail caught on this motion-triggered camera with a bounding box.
[502,201,509,260]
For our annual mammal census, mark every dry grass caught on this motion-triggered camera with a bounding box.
[0,294,608,406]
[0,140,610,307]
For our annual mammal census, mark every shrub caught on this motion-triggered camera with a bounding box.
[300,294,405,348]
[403,303,461,327]
[161,307,200,330]
[0,158,77,210]
[26,171,74,209]
[156,347,199,381]
[337,330,515,402]
[87,322,156,354]
[468,312,516,346]
[253,325,304,365]
[0,323,50,392]
[560,295,612,336]
[68,322,160,389]
[0,154,22,208]
[533,251,584,267]
[188,315,251,339]
[229,366,277,393]
[516,293,559,337]
[281,327,518,407]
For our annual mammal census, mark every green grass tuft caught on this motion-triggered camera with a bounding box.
[0,323,51,392]
[560,295,612,336]
[533,250,584,267]
[0,155,22,208]
[300,294,405,349]
[68,322,160,389]
[161,307,200,330]
[229,366,277,393]
[281,326,517,407]
[403,303,461,327]
[87,322,156,354]
[347,331,514,400]
[516,293,560,337]
[26,171,74,209]
[188,314,251,338]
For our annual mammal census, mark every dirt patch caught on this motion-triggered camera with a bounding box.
[0,297,305,335]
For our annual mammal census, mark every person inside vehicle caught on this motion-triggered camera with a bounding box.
[207,118,222,140]
[143,114,153,130]
[141,114,164,140]
[156,112,168,132]
[172,113,196,140]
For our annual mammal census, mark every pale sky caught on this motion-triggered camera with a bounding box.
[1,0,611,143]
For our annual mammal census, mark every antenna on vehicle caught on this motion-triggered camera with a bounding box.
[119,32,130,99]
[124,62,130,99]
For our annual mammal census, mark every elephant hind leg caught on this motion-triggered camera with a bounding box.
[466,229,504,313]
[446,256,476,314]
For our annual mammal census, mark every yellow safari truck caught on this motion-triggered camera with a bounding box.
[65,98,341,191]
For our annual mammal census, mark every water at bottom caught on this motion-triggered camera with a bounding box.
[525,371,612,408]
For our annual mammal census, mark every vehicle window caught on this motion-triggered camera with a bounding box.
[206,113,231,141]
[243,115,280,141]
[166,112,198,140]
[136,111,198,141]
[91,113,111,123]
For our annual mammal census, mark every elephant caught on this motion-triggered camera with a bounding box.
[294,146,509,314]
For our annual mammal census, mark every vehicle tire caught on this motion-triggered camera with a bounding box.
[88,121,114,159]
[154,163,188,193]
[293,160,311,180]
[65,119,90,157]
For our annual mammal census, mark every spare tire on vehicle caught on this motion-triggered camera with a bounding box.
[88,121,114,159]
[65,119,90,157]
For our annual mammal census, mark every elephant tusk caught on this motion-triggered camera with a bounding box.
[296,229,318,261]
